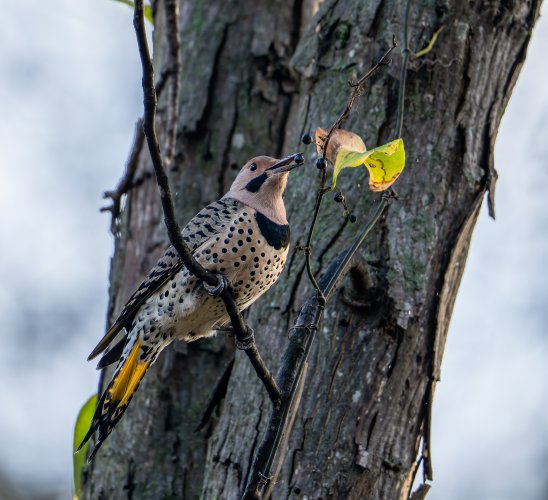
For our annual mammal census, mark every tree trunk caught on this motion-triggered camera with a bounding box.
[82,0,542,498]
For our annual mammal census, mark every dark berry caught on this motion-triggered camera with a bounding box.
[334,192,344,203]
[316,157,327,170]
[294,153,305,165]
[302,133,312,145]
[349,214,357,223]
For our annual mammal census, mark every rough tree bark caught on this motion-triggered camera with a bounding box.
[82,0,542,498]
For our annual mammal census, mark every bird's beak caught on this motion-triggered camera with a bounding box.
[267,153,305,175]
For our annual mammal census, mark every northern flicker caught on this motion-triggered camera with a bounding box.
[78,153,304,460]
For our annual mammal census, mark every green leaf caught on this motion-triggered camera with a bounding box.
[332,138,406,191]
[111,0,153,24]
[73,394,97,499]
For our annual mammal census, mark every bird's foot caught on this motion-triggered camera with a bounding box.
[234,325,255,350]
[203,273,228,297]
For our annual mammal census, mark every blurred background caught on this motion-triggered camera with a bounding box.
[0,1,546,499]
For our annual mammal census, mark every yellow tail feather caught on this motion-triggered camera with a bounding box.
[108,339,149,409]
[79,340,151,461]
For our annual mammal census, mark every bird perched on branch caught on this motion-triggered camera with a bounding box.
[78,153,304,460]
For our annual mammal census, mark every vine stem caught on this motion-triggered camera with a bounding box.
[303,167,328,303]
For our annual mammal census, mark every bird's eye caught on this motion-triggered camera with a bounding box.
[249,163,257,171]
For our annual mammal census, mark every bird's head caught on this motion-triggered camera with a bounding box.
[224,153,304,224]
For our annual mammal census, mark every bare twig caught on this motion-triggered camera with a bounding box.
[323,35,398,153]
[100,118,145,234]
[132,0,281,406]
[303,38,398,302]
[100,64,174,232]
[101,0,180,234]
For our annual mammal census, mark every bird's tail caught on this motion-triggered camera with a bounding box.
[77,339,151,461]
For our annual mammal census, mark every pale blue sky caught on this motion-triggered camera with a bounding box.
[0,1,546,498]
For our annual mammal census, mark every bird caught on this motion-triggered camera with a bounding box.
[78,152,304,460]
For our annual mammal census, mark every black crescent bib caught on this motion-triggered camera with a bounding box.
[254,211,290,250]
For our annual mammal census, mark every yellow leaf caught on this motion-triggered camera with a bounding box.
[332,138,405,191]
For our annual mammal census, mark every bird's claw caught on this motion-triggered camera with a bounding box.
[234,326,255,350]
[203,273,228,297]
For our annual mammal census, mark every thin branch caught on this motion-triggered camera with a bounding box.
[243,194,391,499]
[100,32,178,235]
[303,38,398,302]
[101,0,180,234]
[100,118,145,234]
[132,0,281,406]
[322,35,398,154]
[322,194,390,297]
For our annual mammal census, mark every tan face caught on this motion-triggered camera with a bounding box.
[229,155,299,196]
[224,153,303,224]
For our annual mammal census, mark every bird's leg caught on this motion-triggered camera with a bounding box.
[216,324,255,350]
[202,273,228,297]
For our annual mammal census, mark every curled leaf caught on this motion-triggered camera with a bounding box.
[332,138,405,191]
[315,128,366,165]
